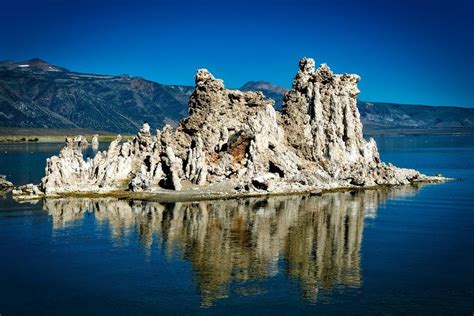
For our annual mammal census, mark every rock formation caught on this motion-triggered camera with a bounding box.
[13,58,446,199]
[71,135,88,148]
[0,175,13,190]
[91,134,99,151]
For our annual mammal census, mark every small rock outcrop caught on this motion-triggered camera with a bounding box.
[71,135,88,148]
[12,58,446,199]
[0,175,13,190]
[91,134,99,151]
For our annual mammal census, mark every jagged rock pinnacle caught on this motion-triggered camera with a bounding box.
[299,57,316,73]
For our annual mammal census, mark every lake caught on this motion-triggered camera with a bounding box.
[0,135,473,314]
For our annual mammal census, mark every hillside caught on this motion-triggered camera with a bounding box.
[0,59,192,133]
[358,102,474,134]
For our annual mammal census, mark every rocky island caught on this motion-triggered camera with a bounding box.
[13,58,446,201]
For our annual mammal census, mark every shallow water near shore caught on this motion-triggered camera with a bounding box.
[0,135,473,314]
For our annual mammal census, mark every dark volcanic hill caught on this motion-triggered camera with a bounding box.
[0,59,192,133]
[1,59,473,135]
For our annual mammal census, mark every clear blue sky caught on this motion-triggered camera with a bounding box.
[1,0,473,107]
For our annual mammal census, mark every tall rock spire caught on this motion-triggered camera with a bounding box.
[281,57,377,167]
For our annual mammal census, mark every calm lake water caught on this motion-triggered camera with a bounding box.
[0,135,473,315]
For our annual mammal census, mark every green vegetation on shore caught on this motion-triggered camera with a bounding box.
[0,128,133,143]
[0,135,130,143]
[1,127,472,143]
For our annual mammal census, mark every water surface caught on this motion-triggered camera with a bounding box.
[0,135,472,314]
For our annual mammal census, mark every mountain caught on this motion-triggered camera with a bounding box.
[240,81,288,110]
[358,102,474,134]
[1,59,473,135]
[0,59,193,133]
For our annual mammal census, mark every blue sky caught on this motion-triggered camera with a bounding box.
[1,0,473,107]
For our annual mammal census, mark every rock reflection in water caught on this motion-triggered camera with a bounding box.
[43,185,423,306]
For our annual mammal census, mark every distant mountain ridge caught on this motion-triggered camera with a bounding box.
[0,59,193,133]
[358,102,474,131]
[1,59,473,134]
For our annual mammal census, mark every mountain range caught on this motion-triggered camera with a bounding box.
[1,58,473,135]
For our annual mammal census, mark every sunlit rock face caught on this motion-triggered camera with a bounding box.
[281,59,377,173]
[16,57,441,198]
[43,185,422,306]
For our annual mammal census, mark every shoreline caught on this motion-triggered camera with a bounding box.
[0,134,134,143]
[1,129,473,143]
[12,176,450,203]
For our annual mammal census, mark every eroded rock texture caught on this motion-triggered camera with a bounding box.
[0,175,13,191]
[14,58,442,198]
